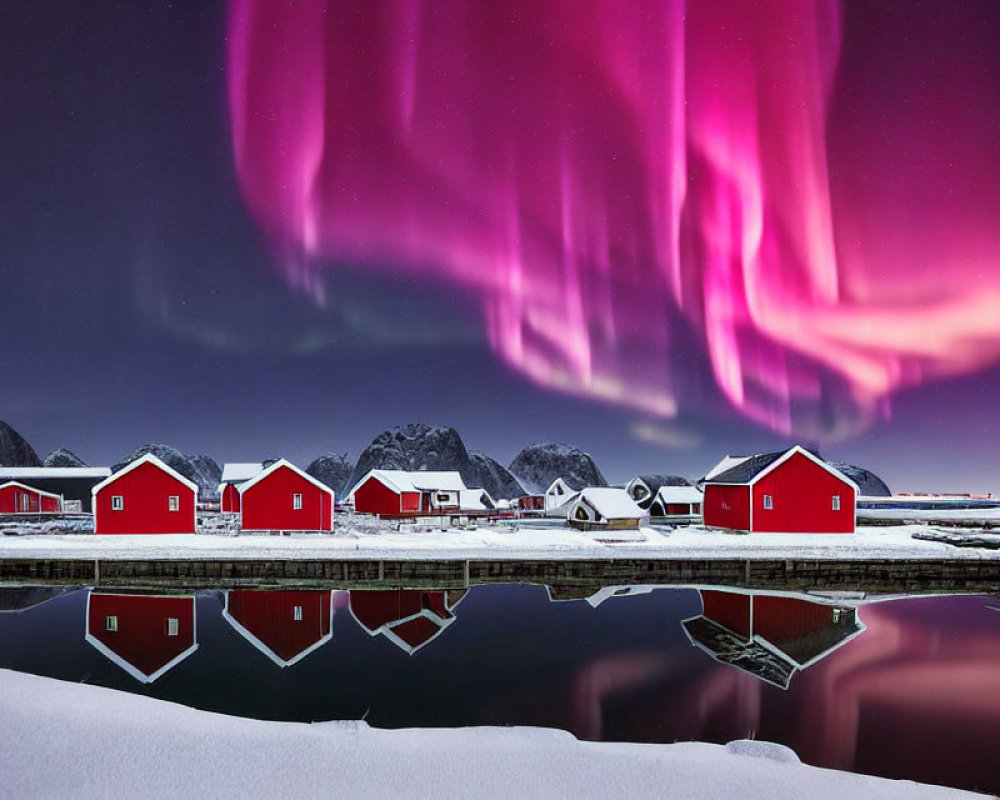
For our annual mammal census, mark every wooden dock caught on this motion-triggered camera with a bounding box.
[0,557,997,595]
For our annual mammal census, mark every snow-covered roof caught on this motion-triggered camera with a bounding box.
[654,485,704,504]
[221,463,263,483]
[349,469,468,498]
[0,481,63,500]
[700,456,751,483]
[0,467,111,480]
[575,488,643,519]
[460,489,495,511]
[92,454,198,495]
[700,446,860,493]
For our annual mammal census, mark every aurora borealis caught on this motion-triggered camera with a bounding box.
[228,0,1000,442]
[5,0,1000,489]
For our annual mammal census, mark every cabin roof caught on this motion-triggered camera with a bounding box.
[220,463,263,483]
[653,485,704,504]
[576,487,643,519]
[238,459,333,496]
[0,467,110,480]
[701,446,859,491]
[91,453,198,495]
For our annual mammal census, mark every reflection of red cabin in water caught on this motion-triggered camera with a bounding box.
[84,592,198,683]
[91,454,198,534]
[349,589,466,654]
[222,590,335,667]
[682,589,865,689]
[0,481,62,514]
[701,446,858,533]
[239,460,334,533]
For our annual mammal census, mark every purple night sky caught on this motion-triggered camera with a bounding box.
[3,1,1000,491]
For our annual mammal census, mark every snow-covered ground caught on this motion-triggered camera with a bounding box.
[0,669,981,799]
[0,522,998,560]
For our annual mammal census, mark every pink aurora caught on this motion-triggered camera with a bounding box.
[227,0,1000,440]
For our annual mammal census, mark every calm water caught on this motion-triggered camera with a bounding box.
[1,583,998,795]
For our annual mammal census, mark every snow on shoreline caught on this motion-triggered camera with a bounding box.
[0,522,998,561]
[0,669,981,800]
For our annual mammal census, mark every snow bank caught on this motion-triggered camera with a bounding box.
[0,670,980,799]
[0,522,996,560]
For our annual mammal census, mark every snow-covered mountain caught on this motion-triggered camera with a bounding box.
[43,448,87,468]
[0,421,41,467]
[305,453,354,496]
[508,442,607,494]
[113,445,220,501]
[345,423,525,499]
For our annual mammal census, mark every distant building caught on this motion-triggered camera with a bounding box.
[347,470,485,519]
[91,454,197,535]
[239,459,334,533]
[349,589,466,654]
[84,591,198,683]
[0,481,62,514]
[700,445,857,534]
[218,462,263,513]
[0,467,110,513]
[222,590,335,667]
[566,488,644,531]
[648,485,703,523]
[625,474,692,510]
[681,589,865,689]
[544,477,578,515]
[514,494,545,512]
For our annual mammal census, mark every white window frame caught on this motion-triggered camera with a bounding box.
[111,495,124,511]
[168,495,180,512]
[763,494,773,510]
[832,494,841,511]
[166,618,179,637]
[105,615,118,632]
[293,605,303,622]
[293,493,303,510]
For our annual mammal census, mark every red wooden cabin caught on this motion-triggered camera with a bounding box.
[84,591,198,683]
[92,454,198,534]
[349,588,466,654]
[347,470,467,518]
[239,459,334,532]
[0,481,62,514]
[701,445,857,533]
[223,590,334,667]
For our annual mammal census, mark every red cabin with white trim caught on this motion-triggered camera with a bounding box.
[92,454,198,535]
[701,446,857,533]
[84,591,198,683]
[346,470,469,518]
[0,481,62,514]
[239,459,334,533]
[223,590,335,667]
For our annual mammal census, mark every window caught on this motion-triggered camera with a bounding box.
[763,494,773,510]
[105,615,118,632]
[293,605,303,622]
[168,495,180,512]
[165,618,179,637]
[832,494,841,511]
[111,495,124,511]
[293,493,303,510]
[437,493,450,502]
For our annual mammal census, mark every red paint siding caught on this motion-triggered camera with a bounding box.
[753,595,836,642]
[221,483,241,513]
[40,494,61,512]
[0,485,37,513]
[94,462,196,534]
[701,590,751,637]
[353,476,407,516]
[703,484,751,530]
[226,590,332,663]
[350,589,452,631]
[87,593,196,679]
[751,452,855,533]
[240,465,333,532]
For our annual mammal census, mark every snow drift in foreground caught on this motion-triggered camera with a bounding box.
[0,670,981,799]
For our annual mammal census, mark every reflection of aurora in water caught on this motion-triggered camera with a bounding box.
[226,0,1000,441]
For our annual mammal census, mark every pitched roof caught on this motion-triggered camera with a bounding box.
[348,469,468,498]
[91,453,199,495]
[0,480,63,501]
[653,485,704,505]
[700,446,858,491]
[575,488,644,519]
[238,459,333,496]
